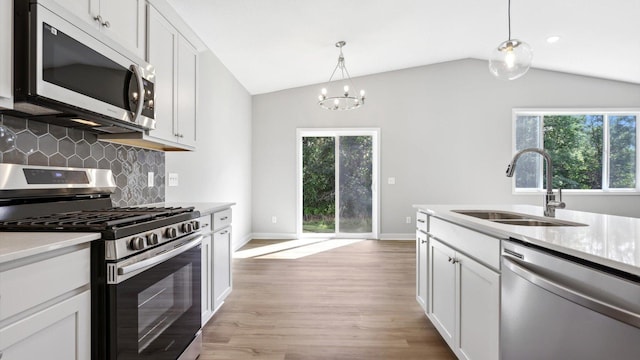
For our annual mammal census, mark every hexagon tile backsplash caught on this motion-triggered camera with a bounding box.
[0,115,165,207]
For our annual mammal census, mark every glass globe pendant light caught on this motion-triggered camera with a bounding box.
[488,0,532,80]
[318,41,366,111]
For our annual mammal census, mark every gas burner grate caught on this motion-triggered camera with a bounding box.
[0,206,196,232]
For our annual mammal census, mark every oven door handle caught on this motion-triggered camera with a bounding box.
[118,235,203,276]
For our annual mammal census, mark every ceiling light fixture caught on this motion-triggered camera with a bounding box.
[318,41,365,111]
[488,0,532,80]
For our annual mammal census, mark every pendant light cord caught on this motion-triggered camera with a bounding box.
[508,0,512,40]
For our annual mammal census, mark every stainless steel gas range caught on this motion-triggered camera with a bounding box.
[0,164,202,360]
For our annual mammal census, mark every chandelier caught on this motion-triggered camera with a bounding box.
[318,41,365,110]
[488,0,533,80]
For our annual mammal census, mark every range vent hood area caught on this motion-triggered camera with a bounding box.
[98,132,194,152]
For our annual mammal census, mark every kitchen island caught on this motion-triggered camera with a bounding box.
[414,204,640,276]
[414,204,640,360]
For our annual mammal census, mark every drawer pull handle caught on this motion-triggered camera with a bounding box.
[220,216,229,221]
[220,230,228,235]
[420,240,427,244]
[417,219,426,223]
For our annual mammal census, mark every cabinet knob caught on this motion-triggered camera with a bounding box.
[102,20,110,28]
[94,15,103,24]
[448,257,453,263]
[420,240,426,244]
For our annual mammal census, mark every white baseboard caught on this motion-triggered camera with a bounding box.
[379,233,414,240]
[247,232,414,242]
[250,232,298,240]
[233,233,253,251]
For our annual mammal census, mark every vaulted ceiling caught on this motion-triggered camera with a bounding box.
[166,0,640,95]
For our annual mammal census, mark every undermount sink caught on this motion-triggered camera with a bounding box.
[451,210,587,227]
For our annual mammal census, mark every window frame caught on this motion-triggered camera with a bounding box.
[512,108,640,195]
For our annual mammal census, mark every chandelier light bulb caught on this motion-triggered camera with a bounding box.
[504,49,516,69]
[318,95,324,101]
[360,90,365,97]
[344,85,349,92]
[321,88,327,95]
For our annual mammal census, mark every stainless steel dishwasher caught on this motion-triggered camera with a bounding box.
[501,240,640,359]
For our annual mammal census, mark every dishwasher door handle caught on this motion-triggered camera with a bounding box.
[503,256,640,328]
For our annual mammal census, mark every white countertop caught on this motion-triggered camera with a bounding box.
[414,204,640,277]
[0,232,101,264]
[150,202,235,216]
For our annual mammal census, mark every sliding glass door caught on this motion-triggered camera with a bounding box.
[297,129,379,239]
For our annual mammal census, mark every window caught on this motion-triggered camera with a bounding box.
[513,110,639,192]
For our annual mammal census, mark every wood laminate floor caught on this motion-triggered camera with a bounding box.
[200,239,455,360]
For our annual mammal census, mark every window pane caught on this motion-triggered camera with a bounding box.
[544,115,603,189]
[302,137,335,233]
[515,116,542,188]
[339,136,372,233]
[609,115,636,188]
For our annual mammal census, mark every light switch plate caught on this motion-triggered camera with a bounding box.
[168,173,179,187]
[388,177,396,185]
[147,172,154,187]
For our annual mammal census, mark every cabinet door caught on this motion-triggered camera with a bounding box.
[428,237,456,348]
[147,5,178,143]
[201,233,213,325]
[99,0,146,58]
[416,230,428,312]
[0,0,12,108]
[0,290,91,360]
[213,227,232,311]
[52,0,97,28]
[176,36,198,147]
[457,253,500,360]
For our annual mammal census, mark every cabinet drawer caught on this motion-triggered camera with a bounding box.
[197,215,212,232]
[416,211,428,232]
[0,246,90,322]
[429,217,500,270]
[212,208,232,231]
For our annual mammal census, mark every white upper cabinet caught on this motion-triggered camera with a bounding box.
[54,0,146,59]
[0,0,13,108]
[146,3,198,150]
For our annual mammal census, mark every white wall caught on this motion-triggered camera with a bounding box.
[166,50,252,249]
[252,59,640,239]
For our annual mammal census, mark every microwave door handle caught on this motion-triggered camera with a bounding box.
[130,65,145,122]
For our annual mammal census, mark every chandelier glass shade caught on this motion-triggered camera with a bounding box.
[318,41,365,110]
[488,0,532,80]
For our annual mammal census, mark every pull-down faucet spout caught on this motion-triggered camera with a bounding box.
[506,148,565,217]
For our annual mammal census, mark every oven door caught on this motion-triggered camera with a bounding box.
[107,234,202,360]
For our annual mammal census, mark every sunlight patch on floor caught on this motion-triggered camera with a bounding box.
[233,238,328,259]
[256,239,364,259]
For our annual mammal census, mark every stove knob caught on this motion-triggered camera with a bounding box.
[182,222,193,233]
[130,237,145,250]
[147,233,159,245]
[192,221,201,230]
[166,227,177,239]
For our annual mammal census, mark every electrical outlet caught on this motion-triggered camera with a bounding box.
[147,172,154,187]
[271,216,277,224]
[388,177,396,185]
[405,216,412,224]
[168,173,179,187]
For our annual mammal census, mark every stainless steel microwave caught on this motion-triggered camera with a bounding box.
[8,0,156,133]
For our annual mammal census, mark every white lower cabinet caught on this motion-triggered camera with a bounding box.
[201,207,233,325]
[426,218,500,360]
[0,290,90,360]
[201,223,213,325]
[416,229,428,312]
[0,245,91,360]
[213,226,232,310]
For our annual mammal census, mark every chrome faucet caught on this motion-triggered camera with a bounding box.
[506,148,566,217]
